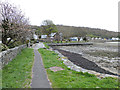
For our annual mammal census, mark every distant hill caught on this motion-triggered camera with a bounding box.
[30,25,118,39]
[56,25,118,39]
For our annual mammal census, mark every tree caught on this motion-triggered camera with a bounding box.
[0,1,31,47]
[41,20,57,36]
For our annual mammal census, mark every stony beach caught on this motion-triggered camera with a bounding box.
[53,42,119,75]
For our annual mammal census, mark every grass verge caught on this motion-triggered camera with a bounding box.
[0,69,2,89]
[38,48,118,88]
[43,42,50,49]
[2,48,34,88]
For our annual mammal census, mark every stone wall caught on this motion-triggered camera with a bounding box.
[0,44,27,68]
[0,28,2,42]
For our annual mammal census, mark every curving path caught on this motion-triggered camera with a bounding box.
[31,43,51,88]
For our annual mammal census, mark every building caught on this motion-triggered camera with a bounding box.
[70,37,78,41]
[112,37,119,40]
[54,32,61,41]
[41,35,47,39]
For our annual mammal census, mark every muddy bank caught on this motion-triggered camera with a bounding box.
[53,48,118,76]
[52,42,119,74]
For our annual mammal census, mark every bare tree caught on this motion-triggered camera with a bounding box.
[0,1,30,47]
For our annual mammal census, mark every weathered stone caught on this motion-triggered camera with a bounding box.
[49,66,64,72]
[0,44,26,68]
[95,73,101,77]
[61,58,68,61]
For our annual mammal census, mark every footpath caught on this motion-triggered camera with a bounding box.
[31,43,51,88]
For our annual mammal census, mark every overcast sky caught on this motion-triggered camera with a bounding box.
[2,0,119,32]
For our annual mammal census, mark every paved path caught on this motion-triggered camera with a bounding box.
[31,43,51,88]
[32,42,45,49]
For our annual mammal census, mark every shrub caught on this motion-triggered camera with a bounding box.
[0,43,9,51]
[7,41,23,49]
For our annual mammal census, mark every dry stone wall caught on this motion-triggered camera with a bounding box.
[0,44,26,68]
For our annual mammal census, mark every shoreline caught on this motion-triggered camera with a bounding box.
[53,48,118,76]
[51,42,119,75]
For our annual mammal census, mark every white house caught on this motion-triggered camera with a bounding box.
[49,33,56,37]
[95,37,99,40]
[112,37,119,40]
[98,38,102,40]
[33,34,38,40]
[80,37,83,41]
[91,37,94,40]
[70,37,78,41]
[49,33,56,39]
[41,35,47,39]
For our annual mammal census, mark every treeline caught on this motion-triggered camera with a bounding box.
[56,25,118,39]
[30,24,118,39]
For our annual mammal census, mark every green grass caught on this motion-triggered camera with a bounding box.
[38,48,118,88]
[0,69,2,89]
[2,48,34,88]
[43,42,50,49]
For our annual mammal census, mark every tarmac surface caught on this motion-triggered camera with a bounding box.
[31,43,51,88]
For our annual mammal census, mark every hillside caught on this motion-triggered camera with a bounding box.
[56,25,118,38]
